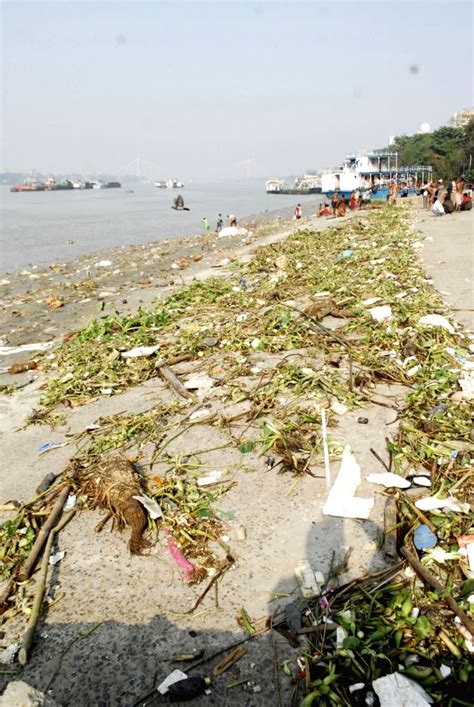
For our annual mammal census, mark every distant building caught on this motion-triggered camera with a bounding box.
[448,109,474,129]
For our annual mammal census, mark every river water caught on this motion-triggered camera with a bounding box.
[0,180,324,274]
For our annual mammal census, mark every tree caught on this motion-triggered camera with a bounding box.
[380,120,474,181]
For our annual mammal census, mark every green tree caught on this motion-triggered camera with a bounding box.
[381,119,474,181]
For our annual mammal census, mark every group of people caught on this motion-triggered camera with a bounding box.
[424,178,472,216]
[202,213,237,233]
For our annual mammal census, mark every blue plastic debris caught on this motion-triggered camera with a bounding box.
[37,441,67,456]
[339,250,354,260]
[413,524,437,550]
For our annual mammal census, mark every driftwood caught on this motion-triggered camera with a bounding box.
[401,547,474,635]
[157,363,191,399]
[18,510,75,666]
[383,496,399,561]
[18,485,71,581]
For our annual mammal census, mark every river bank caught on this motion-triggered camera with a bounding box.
[0,205,472,706]
[0,207,332,387]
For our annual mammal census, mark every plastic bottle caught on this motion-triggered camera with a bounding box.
[294,560,325,599]
[168,676,211,702]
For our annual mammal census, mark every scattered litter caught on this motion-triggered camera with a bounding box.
[415,496,469,513]
[0,643,20,664]
[100,388,114,395]
[49,550,65,565]
[357,416,369,424]
[44,295,64,309]
[63,494,77,510]
[190,407,214,421]
[418,314,454,334]
[372,672,433,706]
[413,476,431,487]
[184,373,215,394]
[361,297,382,306]
[133,495,163,519]
[413,524,438,550]
[96,260,112,267]
[330,399,348,416]
[37,441,67,456]
[294,559,324,598]
[0,342,54,356]
[439,664,451,679]
[168,676,212,701]
[338,249,353,259]
[322,446,374,520]
[232,525,247,541]
[121,345,160,359]
[157,669,188,695]
[366,472,411,489]
[197,471,224,486]
[369,305,392,322]
[8,360,37,374]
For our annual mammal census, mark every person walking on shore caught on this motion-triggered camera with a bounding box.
[216,213,223,231]
[454,177,465,211]
[294,203,302,220]
[331,192,339,215]
[202,217,210,233]
[388,181,398,205]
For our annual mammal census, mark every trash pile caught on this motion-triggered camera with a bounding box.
[1,205,473,701]
[272,459,473,706]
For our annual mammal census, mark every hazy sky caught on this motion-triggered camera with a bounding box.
[2,0,472,179]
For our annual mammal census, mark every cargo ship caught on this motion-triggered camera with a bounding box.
[10,178,46,192]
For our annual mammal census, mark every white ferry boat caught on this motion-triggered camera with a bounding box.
[321,152,432,200]
[265,173,322,195]
[166,178,184,189]
[265,178,283,194]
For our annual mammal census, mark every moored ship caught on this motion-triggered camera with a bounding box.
[265,173,322,195]
[321,152,432,199]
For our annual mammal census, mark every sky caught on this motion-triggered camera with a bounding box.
[1,0,472,179]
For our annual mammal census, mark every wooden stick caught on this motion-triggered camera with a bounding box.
[18,511,75,666]
[383,495,399,561]
[95,510,113,533]
[18,485,70,581]
[401,547,474,635]
[157,364,192,399]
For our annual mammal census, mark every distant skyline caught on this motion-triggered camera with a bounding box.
[1,1,472,179]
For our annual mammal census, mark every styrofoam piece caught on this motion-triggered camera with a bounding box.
[366,472,411,489]
[372,672,433,706]
[418,314,454,334]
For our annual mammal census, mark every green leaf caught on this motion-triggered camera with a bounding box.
[238,441,255,454]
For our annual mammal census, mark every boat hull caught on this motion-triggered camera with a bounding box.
[271,187,322,195]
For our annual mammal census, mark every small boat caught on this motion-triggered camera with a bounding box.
[166,178,184,189]
[155,181,167,188]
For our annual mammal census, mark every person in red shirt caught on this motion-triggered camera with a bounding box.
[294,203,302,219]
[336,198,346,217]
[317,203,331,217]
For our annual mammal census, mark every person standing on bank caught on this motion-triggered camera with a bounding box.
[294,203,302,220]
[216,213,223,231]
